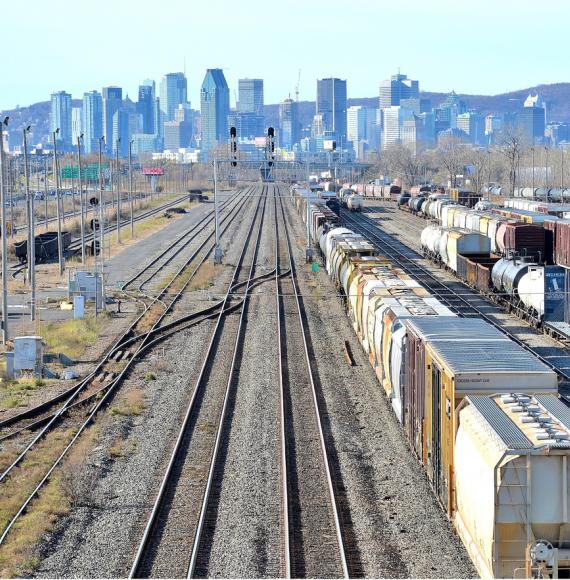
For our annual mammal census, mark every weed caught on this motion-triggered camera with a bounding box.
[42,315,100,360]
[110,388,146,416]
[144,372,156,381]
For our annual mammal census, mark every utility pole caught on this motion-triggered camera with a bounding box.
[0,117,9,343]
[98,137,106,302]
[115,138,121,244]
[43,156,48,229]
[306,158,312,262]
[23,126,36,321]
[213,157,222,264]
[77,134,86,264]
[531,147,535,199]
[129,140,134,238]
[52,129,64,275]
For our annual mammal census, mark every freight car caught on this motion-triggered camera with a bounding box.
[15,231,72,264]
[292,196,566,577]
[346,193,363,212]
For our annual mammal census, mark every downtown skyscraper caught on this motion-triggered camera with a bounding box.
[160,72,188,121]
[316,78,347,144]
[102,86,122,153]
[50,91,72,150]
[200,68,229,156]
[279,98,299,149]
[82,90,103,154]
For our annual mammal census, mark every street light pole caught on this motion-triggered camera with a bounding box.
[23,126,36,321]
[52,129,64,275]
[115,138,121,244]
[129,140,134,239]
[77,134,86,264]
[43,156,48,230]
[98,137,105,282]
[213,157,222,264]
[0,117,9,343]
[531,147,535,199]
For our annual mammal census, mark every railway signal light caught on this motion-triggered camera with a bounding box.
[229,126,237,167]
[89,196,99,206]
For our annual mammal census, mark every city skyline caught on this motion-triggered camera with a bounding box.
[2,0,569,112]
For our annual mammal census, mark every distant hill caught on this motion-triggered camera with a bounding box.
[3,83,570,146]
[263,82,570,129]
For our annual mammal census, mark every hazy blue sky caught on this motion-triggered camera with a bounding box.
[2,0,569,111]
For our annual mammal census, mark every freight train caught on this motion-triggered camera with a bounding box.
[413,195,570,328]
[290,184,570,579]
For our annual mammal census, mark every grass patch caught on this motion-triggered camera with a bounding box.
[0,427,77,577]
[144,372,156,382]
[110,388,146,417]
[135,303,164,334]
[0,425,100,577]
[41,315,100,360]
[0,377,48,412]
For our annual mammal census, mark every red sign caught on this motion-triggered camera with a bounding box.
[142,167,165,176]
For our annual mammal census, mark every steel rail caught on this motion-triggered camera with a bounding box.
[0,188,251,434]
[274,185,291,578]
[0,189,260,548]
[128,187,267,578]
[279,189,350,578]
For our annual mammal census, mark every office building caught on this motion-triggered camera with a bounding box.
[137,80,156,134]
[316,78,347,144]
[518,93,546,145]
[71,107,82,143]
[102,86,123,152]
[200,68,230,155]
[347,106,379,158]
[238,79,264,114]
[379,73,419,108]
[485,115,502,136]
[131,133,157,157]
[83,90,103,154]
[382,105,414,149]
[50,91,73,150]
[112,110,129,156]
[456,111,485,145]
[160,73,188,121]
[279,98,299,149]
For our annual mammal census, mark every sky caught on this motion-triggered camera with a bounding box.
[1,0,569,111]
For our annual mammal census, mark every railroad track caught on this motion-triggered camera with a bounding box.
[341,208,570,390]
[276,189,350,578]
[129,185,270,578]
[0,187,252,442]
[0,187,257,548]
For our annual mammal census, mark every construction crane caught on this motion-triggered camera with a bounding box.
[295,69,301,103]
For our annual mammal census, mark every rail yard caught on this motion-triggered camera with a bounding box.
[3,180,570,578]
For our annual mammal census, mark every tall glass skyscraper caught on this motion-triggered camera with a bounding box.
[379,73,419,108]
[316,78,347,144]
[238,79,264,114]
[102,86,123,153]
[200,69,229,156]
[160,73,188,121]
[137,80,156,134]
[279,98,299,149]
[83,90,103,154]
[50,91,73,150]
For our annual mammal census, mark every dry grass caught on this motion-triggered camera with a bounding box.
[136,303,164,334]
[110,388,146,417]
[0,425,100,577]
[0,428,75,577]
[41,315,100,361]
[0,377,46,412]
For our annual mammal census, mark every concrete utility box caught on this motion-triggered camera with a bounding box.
[69,271,103,309]
[5,352,14,379]
[14,336,43,375]
[73,295,85,319]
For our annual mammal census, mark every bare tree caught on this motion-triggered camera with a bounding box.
[436,135,467,188]
[499,129,524,195]
[381,144,426,189]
